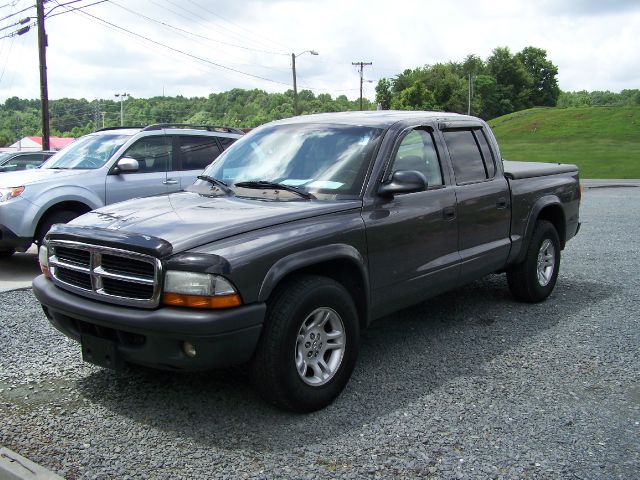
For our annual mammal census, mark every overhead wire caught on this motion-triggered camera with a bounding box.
[52,0,295,87]
[184,0,292,53]
[106,1,289,59]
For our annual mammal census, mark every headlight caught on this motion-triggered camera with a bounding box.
[162,271,242,309]
[38,244,51,278]
[0,186,25,203]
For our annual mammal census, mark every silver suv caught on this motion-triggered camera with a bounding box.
[0,124,243,257]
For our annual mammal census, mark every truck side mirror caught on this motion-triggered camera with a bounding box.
[114,157,139,174]
[378,170,427,197]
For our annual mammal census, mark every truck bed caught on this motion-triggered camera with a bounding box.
[503,160,578,180]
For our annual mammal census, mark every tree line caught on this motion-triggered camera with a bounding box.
[0,45,637,146]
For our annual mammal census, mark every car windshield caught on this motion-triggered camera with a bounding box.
[42,134,131,170]
[200,123,384,199]
[0,153,13,165]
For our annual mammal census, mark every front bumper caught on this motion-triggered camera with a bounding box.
[0,224,32,250]
[33,275,266,371]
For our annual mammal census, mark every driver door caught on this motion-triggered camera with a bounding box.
[105,135,172,205]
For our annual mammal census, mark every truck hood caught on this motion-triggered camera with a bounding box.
[0,168,91,187]
[71,191,362,252]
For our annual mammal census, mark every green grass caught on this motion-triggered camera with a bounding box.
[489,106,640,178]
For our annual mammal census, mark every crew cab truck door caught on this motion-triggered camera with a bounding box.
[175,136,224,189]
[105,135,173,204]
[440,126,511,280]
[363,127,460,318]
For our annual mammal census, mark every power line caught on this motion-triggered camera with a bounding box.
[106,0,288,57]
[185,0,292,53]
[54,1,294,87]
[0,3,33,23]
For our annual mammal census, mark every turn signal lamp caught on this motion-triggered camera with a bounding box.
[38,244,51,278]
[162,271,242,309]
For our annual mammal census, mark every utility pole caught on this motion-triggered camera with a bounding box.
[101,112,106,128]
[291,50,318,116]
[352,61,372,110]
[36,0,50,150]
[114,93,129,126]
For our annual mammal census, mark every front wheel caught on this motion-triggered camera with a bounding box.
[250,274,359,412]
[507,220,561,303]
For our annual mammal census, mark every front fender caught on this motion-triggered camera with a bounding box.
[258,243,369,302]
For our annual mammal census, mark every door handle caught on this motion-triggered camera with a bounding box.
[496,197,508,209]
[442,206,456,220]
[163,179,178,185]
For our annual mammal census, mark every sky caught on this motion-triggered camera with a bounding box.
[0,0,638,103]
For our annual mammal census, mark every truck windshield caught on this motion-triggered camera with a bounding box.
[42,134,131,170]
[201,123,384,198]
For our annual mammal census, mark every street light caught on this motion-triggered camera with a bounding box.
[114,92,130,126]
[291,50,318,116]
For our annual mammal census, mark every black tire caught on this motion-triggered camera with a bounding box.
[0,247,15,258]
[250,274,359,412]
[36,210,81,246]
[507,220,561,303]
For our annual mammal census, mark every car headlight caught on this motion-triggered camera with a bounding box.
[0,186,25,203]
[162,271,242,309]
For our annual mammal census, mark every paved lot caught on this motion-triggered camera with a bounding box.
[0,188,639,479]
[0,245,39,293]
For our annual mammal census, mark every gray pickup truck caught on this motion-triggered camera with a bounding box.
[33,111,581,412]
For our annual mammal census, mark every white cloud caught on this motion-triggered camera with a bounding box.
[0,0,638,102]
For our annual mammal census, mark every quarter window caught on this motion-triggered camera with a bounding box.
[391,129,443,188]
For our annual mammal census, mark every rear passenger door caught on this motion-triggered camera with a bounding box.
[440,127,511,280]
[175,136,224,189]
[105,135,172,204]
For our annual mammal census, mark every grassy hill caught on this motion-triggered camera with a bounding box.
[489,106,640,178]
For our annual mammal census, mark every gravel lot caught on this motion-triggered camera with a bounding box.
[1,188,638,479]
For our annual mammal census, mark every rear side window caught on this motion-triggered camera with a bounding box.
[218,137,236,150]
[180,136,223,171]
[443,129,495,184]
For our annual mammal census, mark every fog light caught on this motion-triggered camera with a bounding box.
[182,341,197,358]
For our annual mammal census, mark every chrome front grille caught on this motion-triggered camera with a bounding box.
[48,240,162,308]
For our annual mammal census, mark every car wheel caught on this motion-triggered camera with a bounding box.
[0,247,15,258]
[36,210,81,246]
[507,220,561,303]
[250,274,359,412]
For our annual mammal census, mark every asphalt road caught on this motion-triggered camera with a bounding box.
[0,187,638,479]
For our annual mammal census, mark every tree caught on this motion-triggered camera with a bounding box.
[516,47,560,106]
[486,47,533,112]
[375,78,392,109]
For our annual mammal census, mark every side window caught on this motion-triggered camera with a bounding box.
[180,136,223,171]
[443,129,486,184]
[475,130,496,178]
[218,137,236,150]
[391,129,443,188]
[122,137,171,173]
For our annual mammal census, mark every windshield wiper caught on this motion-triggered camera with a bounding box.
[197,175,234,195]
[234,180,316,200]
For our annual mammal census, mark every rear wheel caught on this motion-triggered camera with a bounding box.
[0,248,15,258]
[250,274,359,412]
[507,220,561,303]
[36,210,81,246]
